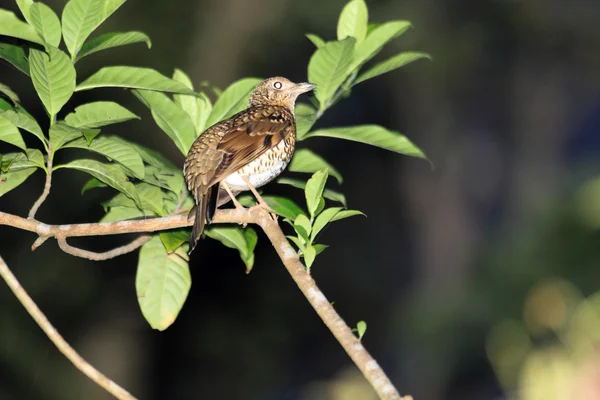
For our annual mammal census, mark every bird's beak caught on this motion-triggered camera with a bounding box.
[293,82,317,94]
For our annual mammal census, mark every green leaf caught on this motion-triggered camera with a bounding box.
[76,31,151,61]
[98,0,126,23]
[306,33,325,48]
[263,195,305,220]
[313,243,328,256]
[0,83,19,104]
[289,149,343,184]
[105,182,163,215]
[295,103,317,140]
[81,177,107,194]
[61,0,104,59]
[133,89,196,155]
[304,125,426,159]
[76,66,197,95]
[159,230,190,253]
[0,10,45,48]
[30,2,62,48]
[354,52,430,85]
[308,38,355,109]
[287,235,305,251]
[277,177,347,206]
[136,236,190,330]
[303,244,317,270]
[171,69,211,135]
[15,0,34,24]
[350,20,412,72]
[356,320,367,339]
[294,214,312,243]
[62,136,145,179]
[204,226,257,271]
[0,99,44,147]
[337,0,368,44]
[330,209,364,222]
[29,47,76,118]
[0,42,29,75]
[100,205,144,222]
[6,149,45,171]
[205,78,262,127]
[49,122,83,152]
[56,159,141,206]
[0,167,37,197]
[65,101,139,128]
[305,170,329,218]
[311,207,342,241]
[0,115,26,151]
[110,137,177,170]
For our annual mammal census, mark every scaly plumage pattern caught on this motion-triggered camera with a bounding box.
[184,77,315,253]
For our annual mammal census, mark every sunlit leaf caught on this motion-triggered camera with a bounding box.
[311,207,342,241]
[3,149,46,172]
[354,52,430,85]
[65,101,139,128]
[30,2,62,47]
[289,148,343,184]
[0,42,29,76]
[76,31,151,61]
[356,320,367,339]
[277,177,347,206]
[306,33,325,48]
[172,69,213,135]
[0,10,45,48]
[303,244,317,270]
[61,0,104,59]
[105,182,163,216]
[0,167,37,197]
[337,0,368,44]
[349,20,411,71]
[294,214,312,243]
[305,170,329,218]
[0,115,26,151]
[0,99,44,147]
[205,78,262,127]
[136,236,190,330]
[262,195,305,220]
[110,137,178,170]
[15,0,34,24]
[330,209,364,222]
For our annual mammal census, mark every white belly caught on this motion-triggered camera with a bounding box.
[223,158,288,191]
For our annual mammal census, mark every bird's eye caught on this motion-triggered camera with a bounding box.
[273,81,282,89]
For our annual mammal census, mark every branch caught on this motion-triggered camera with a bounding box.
[57,235,152,261]
[0,207,407,399]
[28,143,53,219]
[0,254,136,400]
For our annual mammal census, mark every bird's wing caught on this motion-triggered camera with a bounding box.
[207,106,292,186]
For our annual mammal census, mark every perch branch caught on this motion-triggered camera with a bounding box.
[0,207,406,399]
[28,143,53,219]
[0,254,136,400]
[56,235,152,261]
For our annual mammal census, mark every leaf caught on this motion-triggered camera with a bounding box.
[204,226,257,271]
[287,235,305,251]
[3,149,45,172]
[110,137,177,170]
[62,136,145,179]
[306,33,325,48]
[305,170,329,218]
[331,209,364,222]
[0,99,44,147]
[65,101,139,128]
[49,122,83,152]
[100,205,144,222]
[308,37,355,109]
[304,125,426,159]
[205,78,262,127]
[15,0,34,24]
[337,0,368,44]
[294,214,312,243]
[76,66,197,95]
[289,148,343,184]
[105,182,163,215]
[0,167,37,197]
[76,31,151,61]
[0,115,26,151]
[136,236,191,330]
[29,47,76,118]
[133,89,196,155]
[30,2,62,48]
[311,207,342,241]
[61,0,105,59]
[303,244,317,270]
[0,10,45,48]
[56,159,141,206]
[171,69,213,135]
[0,42,29,75]
[159,230,190,253]
[81,177,107,194]
[349,20,412,71]
[0,83,19,104]
[263,195,305,220]
[356,320,367,339]
[295,103,317,140]
[313,243,328,256]
[354,52,430,85]
[277,177,347,206]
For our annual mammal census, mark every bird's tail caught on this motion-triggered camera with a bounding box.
[188,185,218,254]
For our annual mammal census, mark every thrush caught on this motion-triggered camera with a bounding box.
[183,77,316,253]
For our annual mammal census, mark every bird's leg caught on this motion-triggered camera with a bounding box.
[221,182,247,227]
[241,176,277,222]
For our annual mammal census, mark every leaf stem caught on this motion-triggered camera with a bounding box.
[28,142,53,219]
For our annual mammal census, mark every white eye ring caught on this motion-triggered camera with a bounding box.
[274,81,282,89]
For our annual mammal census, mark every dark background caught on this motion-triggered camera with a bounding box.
[2,0,600,399]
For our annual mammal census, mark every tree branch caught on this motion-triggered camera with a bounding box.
[56,235,152,261]
[0,254,136,400]
[0,207,407,399]
[28,143,53,219]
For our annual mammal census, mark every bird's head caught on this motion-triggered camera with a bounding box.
[248,77,316,111]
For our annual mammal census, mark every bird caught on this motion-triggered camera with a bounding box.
[183,76,316,253]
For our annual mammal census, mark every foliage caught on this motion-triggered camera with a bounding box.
[0,0,428,330]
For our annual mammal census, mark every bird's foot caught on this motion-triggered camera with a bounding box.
[249,202,278,223]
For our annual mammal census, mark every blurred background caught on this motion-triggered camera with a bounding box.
[2,0,600,399]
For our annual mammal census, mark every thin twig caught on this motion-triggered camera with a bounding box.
[0,253,137,400]
[28,143,53,219]
[31,236,49,250]
[56,235,152,261]
[0,208,406,399]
